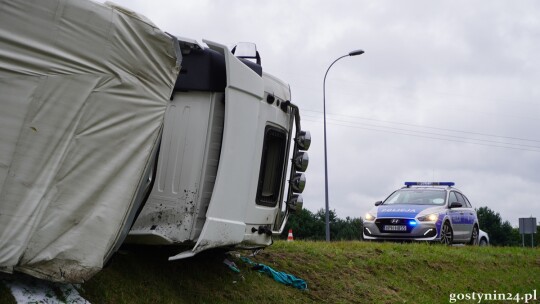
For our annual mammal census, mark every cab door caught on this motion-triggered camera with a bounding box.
[168,40,264,260]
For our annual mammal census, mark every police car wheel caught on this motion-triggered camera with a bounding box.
[479,239,488,246]
[469,226,479,245]
[440,222,453,245]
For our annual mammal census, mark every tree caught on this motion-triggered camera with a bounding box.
[281,208,363,241]
[280,208,324,240]
[476,206,520,246]
[334,216,364,241]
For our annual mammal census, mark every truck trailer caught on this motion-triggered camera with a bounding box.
[0,0,308,283]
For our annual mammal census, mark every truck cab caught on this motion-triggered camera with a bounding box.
[126,38,310,259]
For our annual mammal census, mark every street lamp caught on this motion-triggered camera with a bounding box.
[323,49,364,242]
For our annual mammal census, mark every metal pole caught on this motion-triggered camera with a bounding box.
[323,50,364,242]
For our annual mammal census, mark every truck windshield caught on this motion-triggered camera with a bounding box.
[383,189,446,206]
[256,126,287,207]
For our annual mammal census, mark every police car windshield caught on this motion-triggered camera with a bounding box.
[383,189,446,206]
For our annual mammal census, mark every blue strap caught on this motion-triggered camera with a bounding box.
[241,257,307,290]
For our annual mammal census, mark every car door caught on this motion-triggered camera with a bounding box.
[458,193,476,239]
[448,191,467,241]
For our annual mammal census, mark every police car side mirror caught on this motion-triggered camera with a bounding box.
[449,202,462,208]
[374,201,382,206]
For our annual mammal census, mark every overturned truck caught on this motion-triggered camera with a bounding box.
[0,0,309,283]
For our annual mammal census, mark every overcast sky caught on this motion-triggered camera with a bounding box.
[102,0,540,226]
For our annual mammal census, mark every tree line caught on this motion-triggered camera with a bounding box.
[280,206,538,247]
[280,209,363,241]
[476,206,539,247]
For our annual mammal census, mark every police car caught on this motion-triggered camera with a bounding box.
[363,182,479,245]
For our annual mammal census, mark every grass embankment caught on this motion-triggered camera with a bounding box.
[2,241,539,303]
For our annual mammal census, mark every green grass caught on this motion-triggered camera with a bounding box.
[0,280,13,304]
[1,241,539,303]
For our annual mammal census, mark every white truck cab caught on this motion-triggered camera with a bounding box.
[126,38,310,260]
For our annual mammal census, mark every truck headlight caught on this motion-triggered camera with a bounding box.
[296,130,311,151]
[293,151,309,172]
[287,194,303,213]
[290,173,306,193]
[417,213,438,222]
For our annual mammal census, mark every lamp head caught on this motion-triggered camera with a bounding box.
[348,49,365,56]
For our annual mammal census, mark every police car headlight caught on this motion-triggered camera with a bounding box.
[365,213,376,221]
[417,213,438,222]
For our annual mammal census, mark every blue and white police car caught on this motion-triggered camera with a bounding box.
[363,182,479,245]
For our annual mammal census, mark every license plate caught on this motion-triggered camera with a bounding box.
[384,225,407,232]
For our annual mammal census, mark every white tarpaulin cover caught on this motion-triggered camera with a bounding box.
[0,0,179,282]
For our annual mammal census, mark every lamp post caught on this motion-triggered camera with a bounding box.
[323,49,364,242]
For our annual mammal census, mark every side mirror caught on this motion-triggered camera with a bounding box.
[449,202,462,208]
[375,201,382,206]
[231,42,261,65]
[287,194,303,213]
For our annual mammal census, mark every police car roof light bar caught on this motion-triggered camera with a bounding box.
[404,182,455,187]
